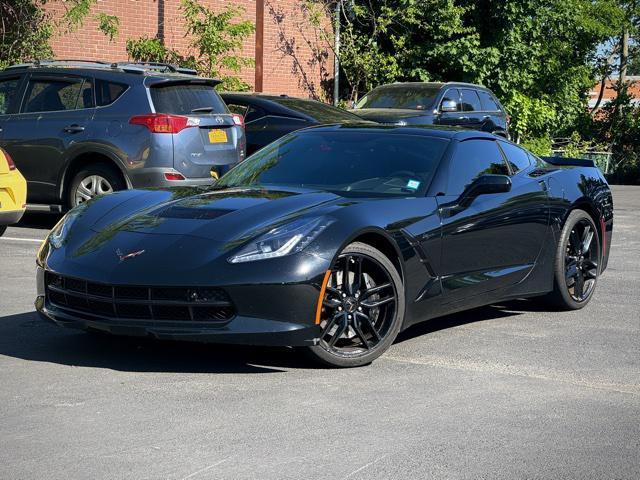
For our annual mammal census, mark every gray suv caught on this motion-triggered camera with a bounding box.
[0,60,245,210]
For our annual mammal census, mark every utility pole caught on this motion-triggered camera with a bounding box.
[620,28,629,85]
[333,1,341,106]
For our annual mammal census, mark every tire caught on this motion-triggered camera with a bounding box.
[0,225,6,237]
[67,163,125,208]
[546,209,601,310]
[305,242,405,368]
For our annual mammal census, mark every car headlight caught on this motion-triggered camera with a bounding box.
[228,217,333,264]
[49,210,80,249]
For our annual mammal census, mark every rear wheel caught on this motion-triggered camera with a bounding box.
[68,163,125,208]
[546,209,600,310]
[306,242,405,368]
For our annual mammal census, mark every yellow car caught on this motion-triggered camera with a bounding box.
[0,147,27,237]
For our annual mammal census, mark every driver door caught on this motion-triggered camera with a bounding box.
[436,138,549,306]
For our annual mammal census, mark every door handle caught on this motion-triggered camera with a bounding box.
[63,124,85,133]
[458,116,469,121]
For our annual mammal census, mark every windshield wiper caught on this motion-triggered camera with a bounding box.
[191,106,215,113]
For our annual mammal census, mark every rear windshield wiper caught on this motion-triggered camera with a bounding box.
[191,106,215,113]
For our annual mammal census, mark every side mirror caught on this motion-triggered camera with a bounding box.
[440,99,458,112]
[350,101,357,109]
[459,174,511,207]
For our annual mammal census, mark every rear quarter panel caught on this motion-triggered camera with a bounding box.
[545,166,613,271]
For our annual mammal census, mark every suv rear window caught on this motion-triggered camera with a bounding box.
[150,84,227,115]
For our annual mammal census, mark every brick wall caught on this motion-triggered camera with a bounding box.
[44,0,333,99]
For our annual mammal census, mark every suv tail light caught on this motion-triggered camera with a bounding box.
[129,114,200,134]
[231,113,245,128]
[506,114,511,126]
[1,147,16,170]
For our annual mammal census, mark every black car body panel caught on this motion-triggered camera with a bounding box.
[350,82,509,137]
[35,125,612,346]
[220,93,368,155]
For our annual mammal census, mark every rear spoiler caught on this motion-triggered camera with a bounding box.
[541,156,595,168]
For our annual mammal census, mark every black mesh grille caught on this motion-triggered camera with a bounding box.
[44,272,235,323]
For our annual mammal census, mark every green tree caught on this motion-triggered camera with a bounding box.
[127,0,254,91]
[0,0,53,69]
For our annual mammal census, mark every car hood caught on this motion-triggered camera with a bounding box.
[88,186,346,244]
[349,108,432,123]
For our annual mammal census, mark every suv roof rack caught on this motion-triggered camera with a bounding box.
[3,59,197,76]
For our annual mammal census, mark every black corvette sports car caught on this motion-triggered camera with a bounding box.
[35,125,613,367]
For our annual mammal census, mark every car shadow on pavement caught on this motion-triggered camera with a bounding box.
[0,299,554,373]
[0,311,317,373]
[395,298,558,344]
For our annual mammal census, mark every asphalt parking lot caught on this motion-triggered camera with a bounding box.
[0,186,638,480]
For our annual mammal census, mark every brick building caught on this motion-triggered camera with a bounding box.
[588,76,640,110]
[44,0,334,99]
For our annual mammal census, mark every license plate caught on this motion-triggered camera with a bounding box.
[208,129,228,143]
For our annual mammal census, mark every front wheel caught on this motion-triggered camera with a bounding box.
[306,242,405,368]
[546,209,601,310]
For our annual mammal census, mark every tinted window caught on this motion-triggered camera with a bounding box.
[150,84,227,114]
[217,131,449,197]
[460,89,481,112]
[448,140,509,195]
[95,79,127,106]
[244,106,264,123]
[498,141,531,173]
[355,85,441,110]
[226,103,248,116]
[273,98,360,122]
[78,80,94,108]
[23,78,86,113]
[0,77,21,114]
[478,90,500,111]
[440,88,460,111]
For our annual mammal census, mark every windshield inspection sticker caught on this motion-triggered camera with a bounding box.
[406,179,421,190]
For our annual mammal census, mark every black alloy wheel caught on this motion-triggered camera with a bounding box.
[306,242,405,367]
[547,209,601,310]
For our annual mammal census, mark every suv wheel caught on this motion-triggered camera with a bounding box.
[68,164,125,208]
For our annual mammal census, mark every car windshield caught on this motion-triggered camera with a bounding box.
[355,85,440,110]
[216,130,448,197]
[273,98,363,122]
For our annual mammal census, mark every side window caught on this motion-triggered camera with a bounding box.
[226,103,248,116]
[440,88,460,111]
[460,89,482,112]
[244,106,264,123]
[0,77,22,114]
[78,79,94,108]
[95,79,128,107]
[448,140,509,196]
[478,91,500,112]
[23,78,85,113]
[498,140,531,173]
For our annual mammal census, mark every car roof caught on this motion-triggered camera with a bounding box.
[295,123,500,140]
[369,81,492,91]
[219,93,363,122]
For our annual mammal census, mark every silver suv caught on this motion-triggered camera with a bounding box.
[0,60,245,210]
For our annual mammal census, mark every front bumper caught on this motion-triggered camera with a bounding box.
[0,209,25,226]
[35,267,323,347]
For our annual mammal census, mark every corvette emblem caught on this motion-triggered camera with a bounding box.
[116,248,146,262]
